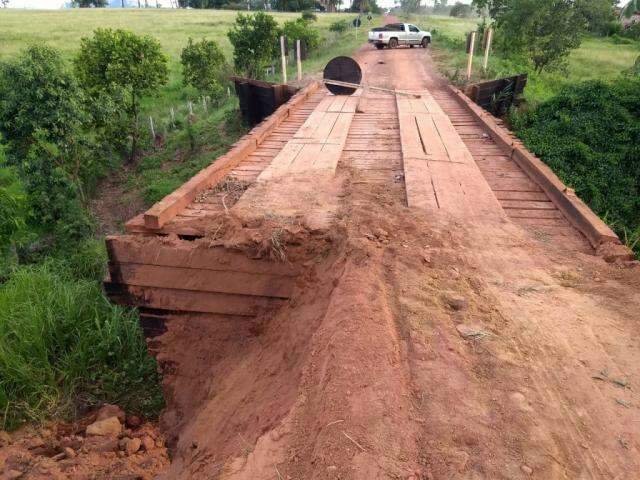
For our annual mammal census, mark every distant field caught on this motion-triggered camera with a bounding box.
[0,9,363,62]
[408,14,640,104]
[0,9,376,120]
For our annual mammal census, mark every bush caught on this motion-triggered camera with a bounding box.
[228,12,280,79]
[0,45,95,246]
[330,19,349,34]
[181,37,228,100]
[603,20,623,37]
[74,29,169,161]
[0,165,27,274]
[0,44,88,163]
[282,18,321,52]
[512,77,640,253]
[301,10,317,22]
[450,1,472,17]
[622,22,640,40]
[0,262,163,430]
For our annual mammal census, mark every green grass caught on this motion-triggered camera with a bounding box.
[0,240,163,431]
[412,14,640,105]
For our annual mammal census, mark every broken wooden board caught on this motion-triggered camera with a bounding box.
[397,91,505,221]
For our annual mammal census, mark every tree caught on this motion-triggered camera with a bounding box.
[1,0,10,8]
[575,0,615,34]
[621,0,640,17]
[181,38,228,99]
[400,0,420,14]
[227,12,280,79]
[473,0,587,72]
[74,29,168,161]
[282,17,320,52]
[271,0,314,11]
[74,0,108,6]
[450,1,472,17]
[0,44,88,165]
[0,45,93,241]
[434,0,449,13]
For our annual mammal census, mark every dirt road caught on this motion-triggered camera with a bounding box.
[151,45,640,480]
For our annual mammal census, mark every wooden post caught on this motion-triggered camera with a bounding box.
[149,116,155,139]
[296,39,302,81]
[280,36,287,84]
[188,101,193,115]
[227,86,231,98]
[482,28,493,72]
[466,31,476,81]
[202,96,207,112]
[170,107,175,127]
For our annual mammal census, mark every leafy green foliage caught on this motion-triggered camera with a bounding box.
[621,0,640,18]
[473,0,587,72]
[74,29,169,160]
[450,2,473,17]
[301,10,317,22]
[575,0,615,35]
[0,44,94,245]
[228,12,281,79]
[180,37,228,100]
[0,163,27,274]
[330,19,349,33]
[271,0,314,11]
[282,18,321,52]
[622,22,640,40]
[0,44,88,161]
[512,77,640,253]
[0,260,163,431]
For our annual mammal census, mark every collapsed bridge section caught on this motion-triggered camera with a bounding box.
[105,58,633,329]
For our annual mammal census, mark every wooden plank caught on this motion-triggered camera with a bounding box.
[501,200,556,210]
[104,282,278,316]
[141,81,320,229]
[105,236,299,276]
[505,208,564,219]
[109,263,294,298]
[415,115,448,160]
[494,191,549,201]
[486,177,543,192]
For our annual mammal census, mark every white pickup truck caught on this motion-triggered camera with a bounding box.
[368,23,432,49]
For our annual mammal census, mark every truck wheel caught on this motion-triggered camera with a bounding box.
[389,38,399,49]
[375,44,384,50]
[409,44,414,48]
[421,37,430,48]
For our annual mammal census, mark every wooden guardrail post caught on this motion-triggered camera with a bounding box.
[466,31,476,81]
[296,39,302,81]
[482,28,493,72]
[280,35,287,84]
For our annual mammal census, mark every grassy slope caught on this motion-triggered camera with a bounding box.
[409,14,639,104]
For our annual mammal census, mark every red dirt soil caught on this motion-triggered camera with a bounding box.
[150,44,640,480]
